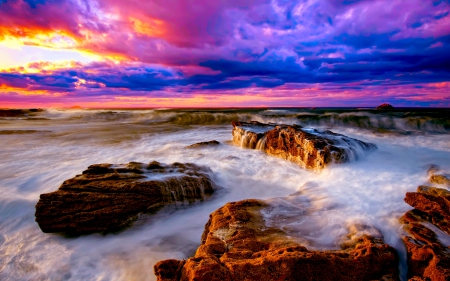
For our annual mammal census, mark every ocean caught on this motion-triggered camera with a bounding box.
[0,108,449,280]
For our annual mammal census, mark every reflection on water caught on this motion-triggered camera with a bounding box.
[0,108,449,281]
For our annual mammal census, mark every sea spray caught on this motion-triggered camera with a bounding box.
[0,108,449,280]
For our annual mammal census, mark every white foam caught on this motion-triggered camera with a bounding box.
[0,110,449,280]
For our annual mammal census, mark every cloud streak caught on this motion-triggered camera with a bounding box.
[0,0,449,107]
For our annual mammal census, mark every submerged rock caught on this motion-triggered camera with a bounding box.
[401,185,450,280]
[35,161,217,235]
[232,121,377,170]
[155,199,399,281]
[185,140,220,149]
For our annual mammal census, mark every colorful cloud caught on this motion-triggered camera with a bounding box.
[0,0,449,107]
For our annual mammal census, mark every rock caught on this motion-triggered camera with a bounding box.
[400,210,450,281]
[427,165,450,186]
[155,199,399,281]
[430,174,450,186]
[35,161,217,235]
[404,186,450,235]
[232,121,377,171]
[0,109,44,117]
[185,140,220,149]
[375,103,394,110]
[401,185,450,280]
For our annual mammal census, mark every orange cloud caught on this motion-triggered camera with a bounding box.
[130,17,166,37]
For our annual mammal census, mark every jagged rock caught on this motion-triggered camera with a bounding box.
[400,184,450,280]
[404,186,450,235]
[376,103,394,110]
[232,121,377,170]
[185,140,220,149]
[400,210,450,281]
[35,161,217,235]
[155,199,399,281]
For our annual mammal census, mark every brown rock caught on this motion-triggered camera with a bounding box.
[35,161,217,235]
[155,199,399,281]
[427,165,450,186]
[185,140,220,149]
[232,121,377,170]
[430,175,450,186]
[404,186,450,235]
[400,210,450,281]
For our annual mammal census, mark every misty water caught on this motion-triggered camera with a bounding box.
[0,108,449,281]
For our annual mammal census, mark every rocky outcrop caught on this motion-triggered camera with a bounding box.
[430,174,450,186]
[155,199,399,281]
[232,121,377,170]
[404,186,450,235]
[375,103,394,110]
[401,186,450,280]
[185,140,220,149]
[35,161,217,235]
[427,165,450,186]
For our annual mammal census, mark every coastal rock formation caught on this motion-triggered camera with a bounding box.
[427,165,450,186]
[185,140,220,149]
[430,174,450,186]
[404,186,450,235]
[232,121,377,170]
[35,161,217,235]
[400,210,450,281]
[375,103,394,110]
[401,186,450,280]
[155,199,399,281]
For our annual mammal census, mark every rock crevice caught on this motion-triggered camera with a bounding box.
[401,185,450,281]
[155,199,399,281]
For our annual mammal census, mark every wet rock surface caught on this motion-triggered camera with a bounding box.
[401,185,450,281]
[427,165,450,187]
[35,161,217,235]
[232,121,377,170]
[404,186,450,235]
[185,140,220,149]
[155,199,399,281]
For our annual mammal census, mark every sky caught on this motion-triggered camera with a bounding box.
[0,0,449,108]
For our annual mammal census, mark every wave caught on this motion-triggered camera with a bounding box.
[295,112,450,133]
[12,108,449,133]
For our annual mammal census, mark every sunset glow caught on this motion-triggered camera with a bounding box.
[1,0,449,107]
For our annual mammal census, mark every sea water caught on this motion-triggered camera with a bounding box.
[0,108,449,280]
